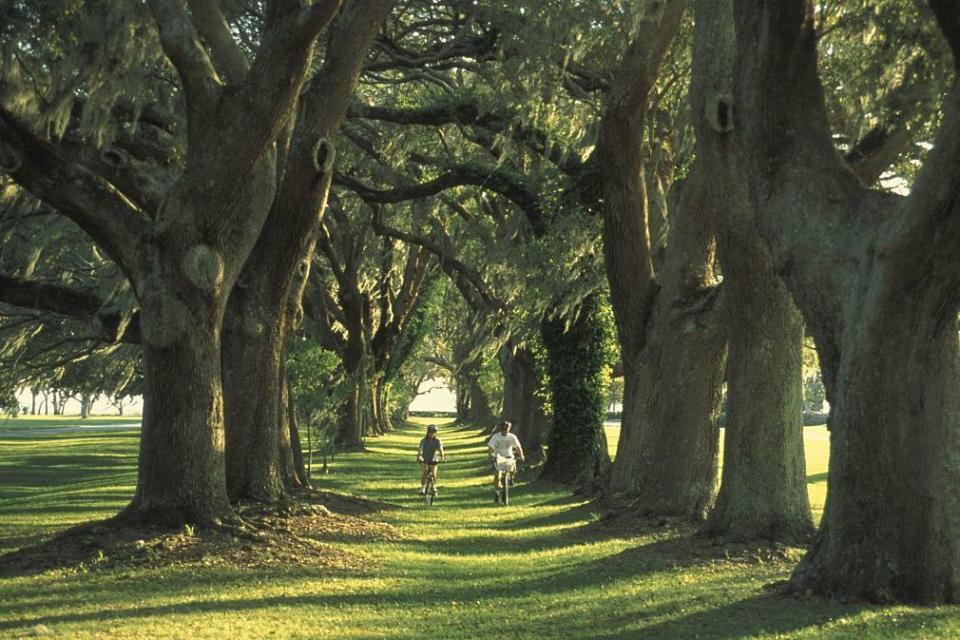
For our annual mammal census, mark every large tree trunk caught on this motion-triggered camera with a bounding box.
[701,260,812,541]
[80,392,93,419]
[606,284,726,519]
[596,0,726,519]
[455,383,469,422]
[337,369,366,451]
[456,356,495,427]
[693,0,813,542]
[222,289,288,502]
[791,287,960,603]
[221,0,394,486]
[540,295,610,487]
[732,0,960,603]
[605,166,727,520]
[123,323,232,525]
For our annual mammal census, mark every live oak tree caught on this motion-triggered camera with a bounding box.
[597,0,728,519]
[688,0,813,543]
[218,0,395,501]
[0,0,349,525]
[734,0,960,603]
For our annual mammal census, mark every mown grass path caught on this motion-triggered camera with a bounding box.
[0,419,958,639]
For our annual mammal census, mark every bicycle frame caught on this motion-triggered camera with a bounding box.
[494,455,516,506]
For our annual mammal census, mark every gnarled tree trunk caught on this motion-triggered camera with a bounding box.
[693,0,813,542]
[223,286,289,502]
[605,165,727,520]
[733,0,960,602]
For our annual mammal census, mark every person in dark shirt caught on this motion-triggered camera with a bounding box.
[417,424,446,495]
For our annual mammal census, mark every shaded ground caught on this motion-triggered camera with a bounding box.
[0,491,400,578]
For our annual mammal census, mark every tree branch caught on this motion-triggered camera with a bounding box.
[196,0,344,241]
[371,211,501,312]
[147,0,222,131]
[0,274,140,344]
[187,0,251,83]
[349,101,584,175]
[930,0,960,70]
[0,107,148,279]
[334,165,545,234]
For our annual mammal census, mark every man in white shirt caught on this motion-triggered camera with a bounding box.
[486,420,524,502]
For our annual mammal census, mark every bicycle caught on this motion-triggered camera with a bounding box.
[420,459,442,506]
[493,454,519,506]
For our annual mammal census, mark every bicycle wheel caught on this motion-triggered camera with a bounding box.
[502,475,509,506]
[423,479,434,506]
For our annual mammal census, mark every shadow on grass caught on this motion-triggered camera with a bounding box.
[584,593,868,640]
[0,546,883,640]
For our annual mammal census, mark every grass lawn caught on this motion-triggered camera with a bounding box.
[0,418,956,639]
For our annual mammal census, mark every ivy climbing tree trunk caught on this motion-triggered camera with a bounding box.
[540,294,610,487]
[734,0,960,603]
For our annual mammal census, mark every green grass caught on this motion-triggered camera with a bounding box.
[0,419,956,639]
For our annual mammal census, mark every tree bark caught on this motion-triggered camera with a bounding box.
[605,166,727,520]
[337,368,366,451]
[220,0,395,497]
[596,0,727,519]
[123,323,231,525]
[702,260,812,541]
[693,0,813,543]
[734,0,960,602]
[222,290,288,502]
[80,393,93,419]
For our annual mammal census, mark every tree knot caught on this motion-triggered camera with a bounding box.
[181,245,224,292]
[312,136,336,175]
[0,140,23,174]
[706,94,735,134]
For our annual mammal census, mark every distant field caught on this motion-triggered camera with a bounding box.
[605,423,830,522]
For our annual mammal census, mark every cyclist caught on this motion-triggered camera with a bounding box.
[487,420,524,502]
[417,424,445,496]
